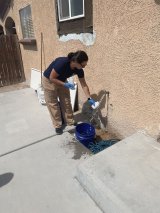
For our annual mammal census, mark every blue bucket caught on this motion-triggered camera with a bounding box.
[75,123,95,148]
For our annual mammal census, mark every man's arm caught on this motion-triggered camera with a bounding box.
[49,69,75,90]
[49,69,65,86]
[78,77,91,99]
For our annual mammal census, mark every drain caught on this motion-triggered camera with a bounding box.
[71,132,119,155]
[88,139,119,154]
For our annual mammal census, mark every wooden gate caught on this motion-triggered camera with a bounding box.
[0,34,25,87]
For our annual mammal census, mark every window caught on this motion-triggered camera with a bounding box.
[56,0,93,35]
[19,5,35,39]
[57,0,84,22]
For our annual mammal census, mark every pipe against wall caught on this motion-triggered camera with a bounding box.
[90,90,109,130]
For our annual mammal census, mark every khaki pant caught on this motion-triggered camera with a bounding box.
[42,76,74,128]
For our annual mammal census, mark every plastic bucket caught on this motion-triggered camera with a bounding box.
[75,123,95,148]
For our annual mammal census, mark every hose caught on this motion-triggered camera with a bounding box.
[88,139,119,154]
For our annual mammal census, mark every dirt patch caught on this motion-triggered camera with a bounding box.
[67,127,120,156]
[63,134,92,160]
[95,128,120,142]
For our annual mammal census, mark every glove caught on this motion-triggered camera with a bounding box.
[64,82,75,90]
[88,98,96,106]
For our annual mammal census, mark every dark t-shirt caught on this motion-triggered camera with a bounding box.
[43,57,84,82]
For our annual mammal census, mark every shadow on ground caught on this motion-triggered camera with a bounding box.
[0,173,14,188]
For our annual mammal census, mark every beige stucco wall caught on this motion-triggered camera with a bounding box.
[1,0,160,139]
[92,0,160,139]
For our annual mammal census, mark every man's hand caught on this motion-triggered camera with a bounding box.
[88,98,96,106]
[64,82,75,90]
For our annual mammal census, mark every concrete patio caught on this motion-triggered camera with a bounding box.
[0,87,102,213]
[1,86,160,213]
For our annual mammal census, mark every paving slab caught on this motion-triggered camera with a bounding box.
[0,87,102,213]
[76,132,160,213]
[0,132,102,213]
[0,88,58,155]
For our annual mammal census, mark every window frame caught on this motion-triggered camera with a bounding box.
[19,4,35,39]
[57,0,85,22]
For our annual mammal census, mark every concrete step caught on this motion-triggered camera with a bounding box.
[76,132,160,213]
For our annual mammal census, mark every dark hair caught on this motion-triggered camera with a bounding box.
[67,50,88,63]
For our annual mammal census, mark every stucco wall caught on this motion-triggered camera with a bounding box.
[1,0,160,139]
[92,0,160,139]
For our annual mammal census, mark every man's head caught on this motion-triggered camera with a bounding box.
[68,50,88,69]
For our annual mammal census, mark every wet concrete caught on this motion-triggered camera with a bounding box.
[62,132,92,160]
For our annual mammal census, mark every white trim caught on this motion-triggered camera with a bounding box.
[83,0,85,19]
[68,0,71,18]
[59,14,85,22]
[57,0,62,23]
[57,0,85,22]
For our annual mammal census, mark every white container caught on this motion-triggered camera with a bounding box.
[37,85,46,105]
[91,101,100,109]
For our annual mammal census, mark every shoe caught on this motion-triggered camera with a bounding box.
[55,127,63,135]
[67,122,77,127]
[64,122,78,132]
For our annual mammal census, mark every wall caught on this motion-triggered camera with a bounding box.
[1,0,160,139]
[92,0,160,139]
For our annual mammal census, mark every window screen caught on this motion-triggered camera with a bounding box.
[19,5,35,39]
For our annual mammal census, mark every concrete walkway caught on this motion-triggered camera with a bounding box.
[76,132,160,213]
[0,88,102,213]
